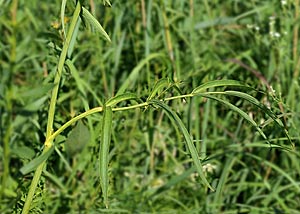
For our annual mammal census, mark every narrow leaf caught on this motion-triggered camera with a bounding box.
[224,90,292,145]
[147,78,170,101]
[81,7,111,42]
[247,153,300,192]
[19,84,54,99]
[67,16,81,58]
[202,94,268,141]
[192,80,248,94]
[224,90,284,127]
[65,59,103,105]
[20,146,54,175]
[23,96,48,112]
[61,0,67,39]
[149,100,214,190]
[99,106,113,208]
[12,146,35,159]
[65,59,86,96]
[103,0,112,6]
[106,93,140,107]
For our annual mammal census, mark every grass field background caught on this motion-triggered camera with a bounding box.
[1,0,300,213]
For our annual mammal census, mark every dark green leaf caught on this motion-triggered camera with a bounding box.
[65,120,90,157]
[192,80,248,94]
[106,93,140,107]
[81,7,111,42]
[20,146,54,175]
[149,100,214,190]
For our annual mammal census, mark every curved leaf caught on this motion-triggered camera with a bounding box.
[192,80,248,94]
[147,78,171,101]
[149,100,214,190]
[81,6,111,42]
[106,93,140,107]
[224,90,284,127]
[202,94,268,141]
[223,90,292,144]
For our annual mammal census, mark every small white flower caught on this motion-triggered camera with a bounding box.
[281,0,287,6]
[203,163,217,173]
[270,31,281,38]
[269,86,276,97]
[274,32,281,37]
[270,86,276,94]
[269,16,276,21]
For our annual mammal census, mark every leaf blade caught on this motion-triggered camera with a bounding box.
[147,78,171,101]
[99,105,113,208]
[202,94,268,141]
[65,120,90,157]
[106,93,140,107]
[192,80,249,94]
[20,146,55,175]
[149,100,214,190]
[81,6,111,42]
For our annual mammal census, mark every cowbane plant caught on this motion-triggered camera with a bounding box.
[3,0,293,213]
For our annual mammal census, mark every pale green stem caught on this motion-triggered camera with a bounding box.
[21,2,82,214]
[45,1,81,144]
[48,93,223,144]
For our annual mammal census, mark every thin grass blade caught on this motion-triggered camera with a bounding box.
[247,153,300,192]
[116,53,167,96]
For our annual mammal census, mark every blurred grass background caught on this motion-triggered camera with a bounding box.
[1,0,300,213]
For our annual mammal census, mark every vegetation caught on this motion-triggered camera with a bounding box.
[1,0,299,213]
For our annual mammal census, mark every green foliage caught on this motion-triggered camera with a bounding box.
[65,120,90,157]
[1,0,300,213]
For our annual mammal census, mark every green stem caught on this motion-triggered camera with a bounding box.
[47,93,222,145]
[45,1,81,144]
[21,2,82,214]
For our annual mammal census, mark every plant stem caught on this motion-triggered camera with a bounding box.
[21,2,82,213]
[45,1,81,146]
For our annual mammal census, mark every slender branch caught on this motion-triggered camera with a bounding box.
[45,1,82,147]
[21,2,82,213]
